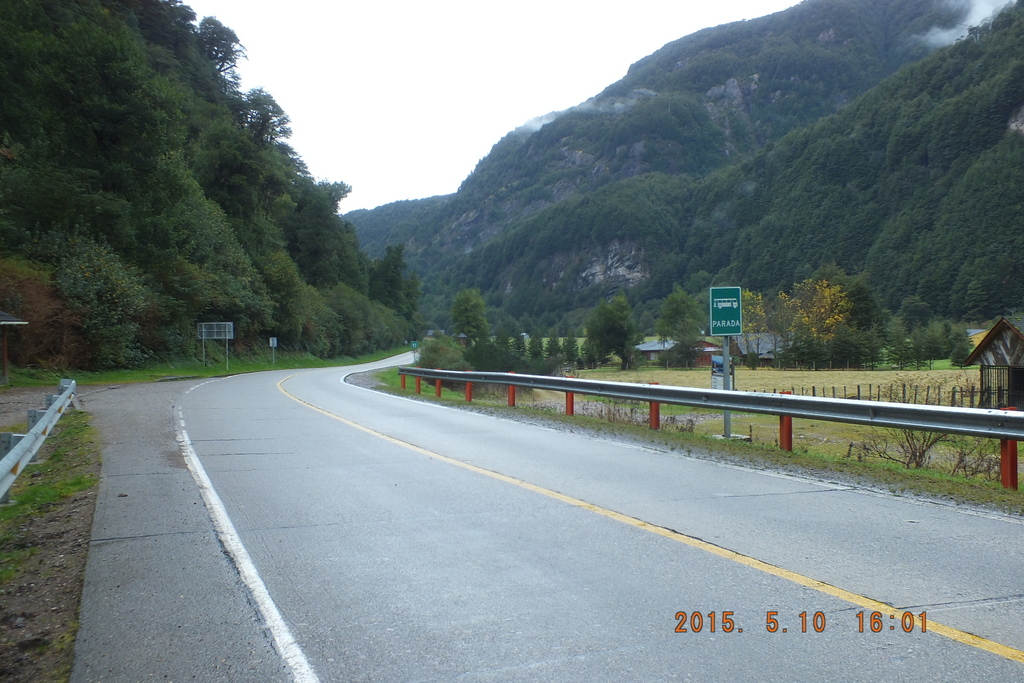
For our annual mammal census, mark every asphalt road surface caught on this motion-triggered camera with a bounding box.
[73,354,1024,681]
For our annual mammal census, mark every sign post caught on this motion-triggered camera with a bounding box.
[269,337,278,365]
[197,322,235,372]
[709,287,742,438]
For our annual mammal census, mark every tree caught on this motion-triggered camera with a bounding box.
[368,244,408,311]
[899,295,932,329]
[510,332,527,357]
[242,88,291,146]
[198,17,244,77]
[885,319,913,369]
[655,285,702,366]
[737,289,771,369]
[950,328,973,368]
[527,333,545,359]
[416,335,470,370]
[778,279,852,367]
[563,336,579,367]
[450,288,488,345]
[586,293,641,370]
[546,335,562,359]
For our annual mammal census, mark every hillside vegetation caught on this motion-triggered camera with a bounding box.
[350,0,1023,334]
[0,0,418,369]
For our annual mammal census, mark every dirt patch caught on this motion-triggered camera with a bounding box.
[0,397,102,683]
[0,487,96,682]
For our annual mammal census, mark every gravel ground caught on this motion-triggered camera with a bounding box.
[0,387,52,430]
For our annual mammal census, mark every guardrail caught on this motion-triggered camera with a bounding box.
[0,379,76,503]
[398,367,1022,490]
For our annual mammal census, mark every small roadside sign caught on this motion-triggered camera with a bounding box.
[709,287,742,336]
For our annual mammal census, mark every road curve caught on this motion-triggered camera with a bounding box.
[77,355,1024,681]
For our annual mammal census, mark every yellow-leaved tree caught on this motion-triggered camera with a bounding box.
[778,279,852,366]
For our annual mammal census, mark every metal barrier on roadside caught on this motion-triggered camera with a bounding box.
[398,367,1024,490]
[0,379,76,504]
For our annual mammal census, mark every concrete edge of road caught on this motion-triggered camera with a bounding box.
[174,389,321,683]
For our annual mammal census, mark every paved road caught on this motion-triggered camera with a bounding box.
[74,356,1024,681]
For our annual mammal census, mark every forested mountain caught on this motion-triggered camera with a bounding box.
[0,0,419,369]
[457,0,1024,330]
[349,0,1012,332]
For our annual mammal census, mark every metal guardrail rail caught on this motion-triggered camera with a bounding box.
[398,367,1024,441]
[0,379,76,503]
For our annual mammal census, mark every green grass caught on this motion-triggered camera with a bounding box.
[383,368,1024,515]
[4,345,412,387]
[0,411,99,582]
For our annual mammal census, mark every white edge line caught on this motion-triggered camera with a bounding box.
[175,410,320,683]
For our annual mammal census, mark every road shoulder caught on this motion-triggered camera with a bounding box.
[71,381,289,682]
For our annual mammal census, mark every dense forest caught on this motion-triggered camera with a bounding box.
[0,0,419,369]
[349,0,1023,337]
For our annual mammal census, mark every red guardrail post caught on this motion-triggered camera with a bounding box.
[435,379,442,398]
[566,392,574,416]
[400,373,406,390]
[508,371,516,407]
[415,376,421,394]
[1001,407,1018,490]
[649,383,660,430]
[466,382,473,402]
[779,391,793,452]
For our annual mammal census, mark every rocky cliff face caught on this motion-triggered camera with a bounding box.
[577,240,649,291]
[517,240,649,298]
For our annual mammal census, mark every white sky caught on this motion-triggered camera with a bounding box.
[183,1,805,211]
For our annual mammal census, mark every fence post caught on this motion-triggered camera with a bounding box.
[779,391,793,452]
[1001,407,1018,491]
[465,382,473,403]
[566,392,574,416]
[649,382,660,430]
[1,432,24,459]
[415,376,421,394]
[508,371,516,407]
[0,432,26,503]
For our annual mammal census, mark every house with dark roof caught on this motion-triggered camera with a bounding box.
[732,333,783,367]
[635,340,676,362]
[635,339,721,366]
[964,316,1024,408]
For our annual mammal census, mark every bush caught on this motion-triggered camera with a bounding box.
[415,336,470,371]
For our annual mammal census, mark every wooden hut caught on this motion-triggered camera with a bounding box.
[964,316,1024,408]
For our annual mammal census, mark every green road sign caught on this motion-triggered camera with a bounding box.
[709,286,742,336]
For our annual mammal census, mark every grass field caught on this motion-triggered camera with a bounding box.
[578,365,979,402]
[573,365,992,461]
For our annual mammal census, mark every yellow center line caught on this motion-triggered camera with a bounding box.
[277,374,1024,665]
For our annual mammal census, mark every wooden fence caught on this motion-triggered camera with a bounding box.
[762,384,1001,408]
